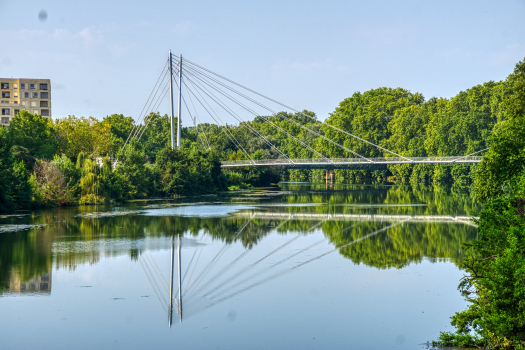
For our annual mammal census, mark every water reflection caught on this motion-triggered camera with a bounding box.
[0,182,479,301]
[8,271,51,295]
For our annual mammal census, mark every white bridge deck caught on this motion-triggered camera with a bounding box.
[221,156,482,168]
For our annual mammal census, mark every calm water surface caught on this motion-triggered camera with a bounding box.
[0,182,480,350]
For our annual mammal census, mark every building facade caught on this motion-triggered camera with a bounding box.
[0,78,51,126]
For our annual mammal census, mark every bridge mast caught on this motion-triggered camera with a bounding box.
[169,235,175,327]
[176,54,182,149]
[169,50,175,149]
[177,235,182,322]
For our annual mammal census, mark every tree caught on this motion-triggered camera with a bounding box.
[8,111,57,159]
[113,141,155,199]
[11,145,35,171]
[155,147,224,196]
[0,127,32,211]
[435,186,525,349]
[474,59,525,200]
[101,114,134,157]
[32,160,75,206]
[55,115,112,158]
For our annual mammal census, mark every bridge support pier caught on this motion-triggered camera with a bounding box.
[326,169,335,185]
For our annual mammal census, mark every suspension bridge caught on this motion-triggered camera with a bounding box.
[121,52,487,180]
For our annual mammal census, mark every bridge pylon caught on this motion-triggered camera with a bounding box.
[326,169,335,185]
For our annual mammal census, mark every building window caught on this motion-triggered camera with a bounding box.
[30,101,37,107]
[1,117,9,124]
[21,101,26,106]
[1,83,9,89]
[1,92,10,98]
[14,101,18,104]
[32,92,38,98]
[14,92,18,98]
[24,92,29,98]
[13,83,18,89]
[40,92,49,99]
[40,101,48,107]
[1,109,10,115]
[14,109,19,115]
[33,109,39,114]
[41,109,50,117]
[40,84,48,90]
[21,83,25,89]
[30,84,35,89]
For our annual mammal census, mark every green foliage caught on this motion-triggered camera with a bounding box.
[154,147,225,196]
[113,141,156,200]
[78,158,107,204]
[323,87,424,159]
[0,127,32,210]
[474,59,525,201]
[436,59,525,348]
[32,160,75,206]
[11,145,35,171]
[433,331,483,348]
[8,111,57,159]
[52,154,81,196]
[54,115,113,158]
[101,114,134,156]
[435,190,525,349]
[140,113,172,162]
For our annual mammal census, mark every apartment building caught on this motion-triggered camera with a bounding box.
[1,78,51,126]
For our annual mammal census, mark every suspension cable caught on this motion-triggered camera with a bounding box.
[184,69,329,162]
[185,78,211,150]
[183,57,412,161]
[452,148,489,162]
[183,78,255,164]
[183,70,293,163]
[122,59,169,151]
[175,75,210,151]
[185,65,371,162]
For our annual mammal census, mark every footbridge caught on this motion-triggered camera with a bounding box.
[221,156,482,169]
[122,52,488,177]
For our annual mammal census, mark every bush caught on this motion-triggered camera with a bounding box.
[32,160,75,206]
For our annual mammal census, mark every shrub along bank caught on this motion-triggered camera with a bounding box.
[433,59,525,349]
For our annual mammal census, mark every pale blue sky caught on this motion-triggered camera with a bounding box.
[1,0,524,123]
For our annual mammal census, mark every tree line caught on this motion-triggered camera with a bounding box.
[0,112,226,211]
[0,56,522,212]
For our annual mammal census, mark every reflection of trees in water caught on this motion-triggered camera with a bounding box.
[0,182,479,294]
[0,229,53,295]
[323,220,477,269]
[280,182,480,216]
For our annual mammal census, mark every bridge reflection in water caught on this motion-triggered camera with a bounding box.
[146,212,477,327]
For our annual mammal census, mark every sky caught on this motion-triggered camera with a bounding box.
[1,0,524,123]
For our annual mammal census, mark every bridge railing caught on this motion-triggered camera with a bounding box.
[221,156,483,166]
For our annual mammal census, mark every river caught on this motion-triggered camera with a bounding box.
[0,182,480,350]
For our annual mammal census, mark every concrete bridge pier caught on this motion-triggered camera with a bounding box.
[326,169,335,185]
